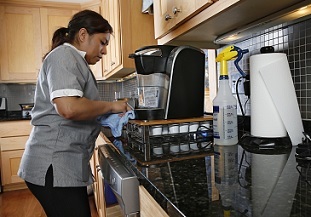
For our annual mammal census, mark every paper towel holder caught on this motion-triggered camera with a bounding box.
[260,46,274,53]
[240,134,292,154]
[249,49,305,146]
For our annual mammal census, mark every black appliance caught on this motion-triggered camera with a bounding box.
[129,45,205,120]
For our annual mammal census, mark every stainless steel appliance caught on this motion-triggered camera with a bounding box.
[129,45,205,120]
[98,144,140,217]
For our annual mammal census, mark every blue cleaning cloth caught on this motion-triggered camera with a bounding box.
[113,139,137,164]
[97,110,135,137]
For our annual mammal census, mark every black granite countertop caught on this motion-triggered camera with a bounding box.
[106,133,311,217]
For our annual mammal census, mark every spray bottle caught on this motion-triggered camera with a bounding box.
[213,45,239,145]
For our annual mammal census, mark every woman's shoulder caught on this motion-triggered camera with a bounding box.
[47,45,78,59]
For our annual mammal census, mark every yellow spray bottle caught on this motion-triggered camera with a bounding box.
[213,45,238,145]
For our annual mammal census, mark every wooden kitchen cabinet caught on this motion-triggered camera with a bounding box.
[153,0,214,39]
[81,1,105,79]
[0,2,80,83]
[92,134,107,217]
[139,185,169,217]
[152,0,175,40]
[0,120,32,191]
[40,7,78,57]
[0,1,106,82]
[100,0,156,80]
[0,5,42,82]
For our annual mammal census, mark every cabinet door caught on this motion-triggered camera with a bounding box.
[0,6,42,82]
[139,185,169,217]
[0,120,33,137]
[108,0,121,75]
[102,0,121,79]
[97,169,106,217]
[93,135,107,217]
[0,134,28,188]
[101,0,156,80]
[1,150,24,185]
[40,8,78,57]
[153,0,214,39]
[81,4,104,80]
[101,0,111,76]
[153,0,175,39]
[172,0,196,26]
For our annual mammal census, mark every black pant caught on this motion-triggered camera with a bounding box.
[26,165,91,217]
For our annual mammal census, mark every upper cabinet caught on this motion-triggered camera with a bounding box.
[153,0,213,39]
[0,1,80,83]
[0,0,156,82]
[154,0,310,47]
[40,8,78,57]
[81,1,104,79]
[101,0,121,78]
[101,0,156,80]
[0,6,43,82]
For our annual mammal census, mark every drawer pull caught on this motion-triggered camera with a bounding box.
[165,14,172,21]
[173,7,181,14]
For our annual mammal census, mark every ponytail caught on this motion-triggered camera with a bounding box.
[51,27,69,50]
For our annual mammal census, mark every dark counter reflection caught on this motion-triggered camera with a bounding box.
[110,134,311,217]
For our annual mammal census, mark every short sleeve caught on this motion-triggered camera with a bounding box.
[45,47,88,101]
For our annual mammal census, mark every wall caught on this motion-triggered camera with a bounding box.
[0,78,137,111]
[97,77,137,101]
[224,18,311,121]
[0,84,36,111]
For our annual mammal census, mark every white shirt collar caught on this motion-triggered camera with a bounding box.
[64,43,86,58]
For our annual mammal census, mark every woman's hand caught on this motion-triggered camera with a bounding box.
[111,100,129,114]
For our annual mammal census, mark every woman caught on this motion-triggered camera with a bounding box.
[18,10,129,217]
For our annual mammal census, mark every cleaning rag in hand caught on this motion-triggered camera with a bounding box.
[97,111,135,137]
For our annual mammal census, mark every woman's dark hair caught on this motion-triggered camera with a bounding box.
[43,10,113,60]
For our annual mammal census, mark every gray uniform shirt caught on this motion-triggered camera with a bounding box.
[18,44,101,187]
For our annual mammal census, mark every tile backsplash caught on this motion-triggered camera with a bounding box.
[0,79,137,111]
[0,84,36,110]
[224,17,311,121]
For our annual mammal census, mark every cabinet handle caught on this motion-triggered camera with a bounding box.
[96,165,101,172]
[111,62,115,66]
[172,7,181,14]
[165,14,172,21]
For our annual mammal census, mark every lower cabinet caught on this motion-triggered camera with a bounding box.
[0,120,32,191]
[92,134,123,217]
[92,134,169,217]
[92,135,107,217]
[139,185,169,217]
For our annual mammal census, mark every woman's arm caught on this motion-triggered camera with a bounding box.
[53,96,129,121]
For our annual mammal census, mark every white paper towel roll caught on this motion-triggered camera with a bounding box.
[250,53,304,146]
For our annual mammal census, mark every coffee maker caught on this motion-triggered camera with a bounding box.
[129,45,205,120]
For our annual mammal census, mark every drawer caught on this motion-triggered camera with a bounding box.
[0,120,32,137]
[0,136,29,151]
